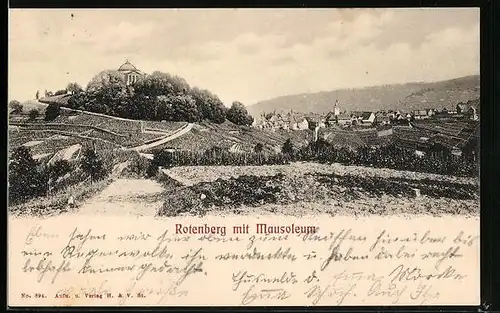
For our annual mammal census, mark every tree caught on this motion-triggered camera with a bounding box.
[190,87,226,123]
[67,91,88,111]
[80,147,107,183]
[45,103,61,121]
[28,109,39,121]
[35,90,40,100]
[170,94,200,122]
[54,89,67,96]
[8,146,44,204]
[226,101,254,126]
[85,70,129,115]
[9,100,23,113]
[66,82,83,95]
[282,139,294,155]
[148,71,191,95]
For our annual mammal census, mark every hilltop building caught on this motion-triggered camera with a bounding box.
[117,60,145,85]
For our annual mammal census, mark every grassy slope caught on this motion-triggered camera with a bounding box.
[248,75,480,116]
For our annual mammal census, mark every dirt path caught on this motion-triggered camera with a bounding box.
[131,123,194,152]
[77,178,165,216]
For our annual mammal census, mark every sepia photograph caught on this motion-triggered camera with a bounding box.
[8,8,481,307]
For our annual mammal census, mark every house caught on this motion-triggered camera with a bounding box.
[336,113,355,126]
[117,60,146,85]
[456,103,469,114]
[468,106,479,120]
[413,110,428,120]
[253,110,309,131]
[375,112,391,125]
[359,112,376,126]
[296,117,309,130]
[305,114,326,129]
[324,112,337,127]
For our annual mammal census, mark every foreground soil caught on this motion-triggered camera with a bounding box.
[76,178,165,216]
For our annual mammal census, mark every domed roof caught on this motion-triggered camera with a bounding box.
[118,60,137,72]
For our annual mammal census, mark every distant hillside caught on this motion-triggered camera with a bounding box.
[16,100,49,113]
[249,75,480,116]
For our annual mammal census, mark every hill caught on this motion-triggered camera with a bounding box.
[248,75,480,116]
[11,100,49,114]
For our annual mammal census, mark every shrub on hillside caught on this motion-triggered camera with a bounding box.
[45,103,61,121]
[28,109,40,121]
[282,139,294,156]
[120,153,153,178]
[8,146,45,204]
[46,159,72,182]
[80,148,108,183]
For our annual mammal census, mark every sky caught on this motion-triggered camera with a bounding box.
[8,8,479,106]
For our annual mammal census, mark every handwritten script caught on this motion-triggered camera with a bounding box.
[8,215,479,306]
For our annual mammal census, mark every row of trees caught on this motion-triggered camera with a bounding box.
[64,70,253,125]
[8,146,108,205]
[34,83,85,99]
[147,138,478,177]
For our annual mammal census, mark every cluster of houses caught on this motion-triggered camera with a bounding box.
[253,110,312,131]
[252,100,479,131]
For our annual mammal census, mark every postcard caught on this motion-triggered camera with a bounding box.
[7,8,480,307]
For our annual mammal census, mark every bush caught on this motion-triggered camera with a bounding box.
[282,139,294,158]
[45,103,61,121]
[9,100,23,113]
[8,146,45,204]
[46,159,72,182]
[80,148,108,183]
[226,101,253,126]
[28,109,40,121]
[127,154,152,178]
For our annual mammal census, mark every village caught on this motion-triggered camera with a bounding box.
[252,99,480,158]
[252,100,479,131]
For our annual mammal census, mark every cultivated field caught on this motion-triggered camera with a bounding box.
[154,121,310,153]
[158,162,479,218]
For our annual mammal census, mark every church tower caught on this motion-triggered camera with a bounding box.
[334,100,340,116]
